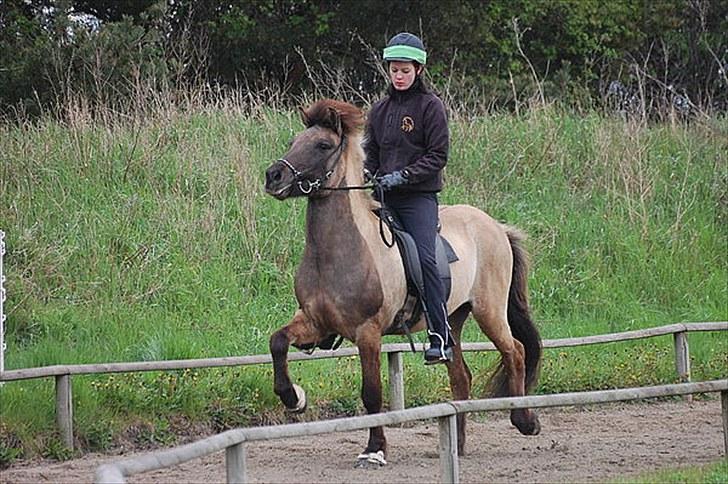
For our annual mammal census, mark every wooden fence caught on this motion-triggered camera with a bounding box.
[93,380,728,484]
[0,322,726,451]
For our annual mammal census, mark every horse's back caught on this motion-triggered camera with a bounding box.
[439,203,510,252]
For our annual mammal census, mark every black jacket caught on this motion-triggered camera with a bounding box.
[364,78,449,193]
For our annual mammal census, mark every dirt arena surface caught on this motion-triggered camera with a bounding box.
[2,399,725,483]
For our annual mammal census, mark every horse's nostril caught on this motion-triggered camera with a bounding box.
[266,165,284,186]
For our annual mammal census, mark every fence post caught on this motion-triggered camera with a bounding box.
[721,391,728,458]
[387,351,405,411]
[673,331,692,402]
[673,331,691,382]
[226,442,246,484]
[55,374,73,449]
[438,414,459,484]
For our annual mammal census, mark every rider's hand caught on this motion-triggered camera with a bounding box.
[363,168,374,183]
[377,170,408,190]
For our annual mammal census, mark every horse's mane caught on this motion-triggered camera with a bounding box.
[301,99,365,136]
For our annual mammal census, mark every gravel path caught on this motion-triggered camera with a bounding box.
[2,399,725,483]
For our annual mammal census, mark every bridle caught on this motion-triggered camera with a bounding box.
[275,133,350,195]
[273,131,392,246]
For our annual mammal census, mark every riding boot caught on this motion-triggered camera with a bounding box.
[424,334,453,364]
[424,303,453,365]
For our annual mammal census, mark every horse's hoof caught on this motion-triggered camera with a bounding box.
[355,450,387,467]
[285,384,307,413]
[513,413,541,435]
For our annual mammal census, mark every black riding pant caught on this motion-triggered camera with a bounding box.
[386,192,451,348]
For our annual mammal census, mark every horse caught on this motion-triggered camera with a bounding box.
[263,99,541,464]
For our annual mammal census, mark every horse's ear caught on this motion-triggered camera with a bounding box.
[327,106,342,135]
[299,107,311,127]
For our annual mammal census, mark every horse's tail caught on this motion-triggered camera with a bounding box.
[489,227,542,397]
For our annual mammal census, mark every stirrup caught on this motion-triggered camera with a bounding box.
[424,346,453,365]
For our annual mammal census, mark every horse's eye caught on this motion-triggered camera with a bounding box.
[317,141,333,150]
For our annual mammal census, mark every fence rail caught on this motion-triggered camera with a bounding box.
[94,379,728,484]
[1,322,726,450]
[3,322,726,381]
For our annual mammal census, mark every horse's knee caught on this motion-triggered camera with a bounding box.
[270,329,289,356]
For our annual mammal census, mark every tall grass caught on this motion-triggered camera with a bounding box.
[0,93,726,462]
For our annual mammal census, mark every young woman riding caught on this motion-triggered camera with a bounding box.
[364,32,453,364]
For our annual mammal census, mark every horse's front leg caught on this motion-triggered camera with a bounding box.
[355,322,387,466]
[269,311,322,412]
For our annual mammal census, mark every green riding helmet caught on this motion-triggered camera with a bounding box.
[383,32,427,65]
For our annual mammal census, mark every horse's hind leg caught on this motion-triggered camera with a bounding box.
[472,303,540,435]
[269,310,323,412]
[445,303,473,455]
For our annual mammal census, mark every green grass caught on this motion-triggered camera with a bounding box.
[0,102,726,464]
[613,459,728,483]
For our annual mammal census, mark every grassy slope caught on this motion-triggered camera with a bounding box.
[0,105,726,459]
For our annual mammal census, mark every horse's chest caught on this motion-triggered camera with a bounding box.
[294,258,382,324]
[295,268,364,307]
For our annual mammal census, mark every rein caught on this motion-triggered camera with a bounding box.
[325,182,395,248]
[326,180,396,249]
[373,185,396,248]
[323,182,395,248]
[321,184,373,191]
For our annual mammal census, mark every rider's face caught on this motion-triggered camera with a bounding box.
[389,61,420,91]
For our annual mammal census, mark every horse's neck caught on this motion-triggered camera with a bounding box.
[303,188,373,262]
[304,192,357,259]
[302,149,382,270]
[304,139,374,254]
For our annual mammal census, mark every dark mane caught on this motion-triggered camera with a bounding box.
[301,99,365,135]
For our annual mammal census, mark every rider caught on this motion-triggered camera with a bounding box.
[363,32,453,364]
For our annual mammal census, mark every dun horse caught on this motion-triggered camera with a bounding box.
[264,99,541,464]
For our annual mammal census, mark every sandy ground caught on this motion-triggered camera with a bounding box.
[2,399,726,483]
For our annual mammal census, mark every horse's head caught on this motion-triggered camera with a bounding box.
[265,99,364,200]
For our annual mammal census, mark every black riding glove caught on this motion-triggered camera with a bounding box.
[377,170,408,191]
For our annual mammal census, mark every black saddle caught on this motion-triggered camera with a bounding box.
[374,207,459,337]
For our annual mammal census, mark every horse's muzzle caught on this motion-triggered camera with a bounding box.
[265,163,294,199]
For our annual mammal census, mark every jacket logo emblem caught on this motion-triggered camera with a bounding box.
[400,116,414,133]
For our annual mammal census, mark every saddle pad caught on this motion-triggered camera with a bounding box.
[374,207,458,294]
[394,228,457,301]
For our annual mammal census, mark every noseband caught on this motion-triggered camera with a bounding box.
[275,134,347,195]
